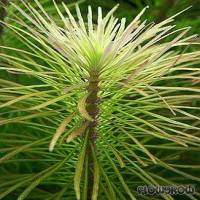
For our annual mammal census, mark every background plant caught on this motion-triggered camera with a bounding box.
[0,0,200,200]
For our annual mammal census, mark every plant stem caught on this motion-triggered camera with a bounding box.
[85,71,100,199]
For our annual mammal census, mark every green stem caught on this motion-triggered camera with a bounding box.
[85,71,100,199]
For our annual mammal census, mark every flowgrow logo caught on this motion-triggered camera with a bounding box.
[137,185,195,196]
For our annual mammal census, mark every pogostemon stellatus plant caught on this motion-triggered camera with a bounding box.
[0,0,200,199]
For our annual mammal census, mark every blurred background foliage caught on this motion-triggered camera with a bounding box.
[74,0,200,34]
[1,0,200,37]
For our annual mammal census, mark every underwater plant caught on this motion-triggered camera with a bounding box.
[0,0,200,199]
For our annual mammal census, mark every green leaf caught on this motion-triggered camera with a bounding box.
[0,137,49,164]
[90,142,100,200]
[104,149,136,200]
[74,131,89,200]
[17,154,71,200]
[78,94,94,122]
[49,113,74,151]
[66,121,89,143]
